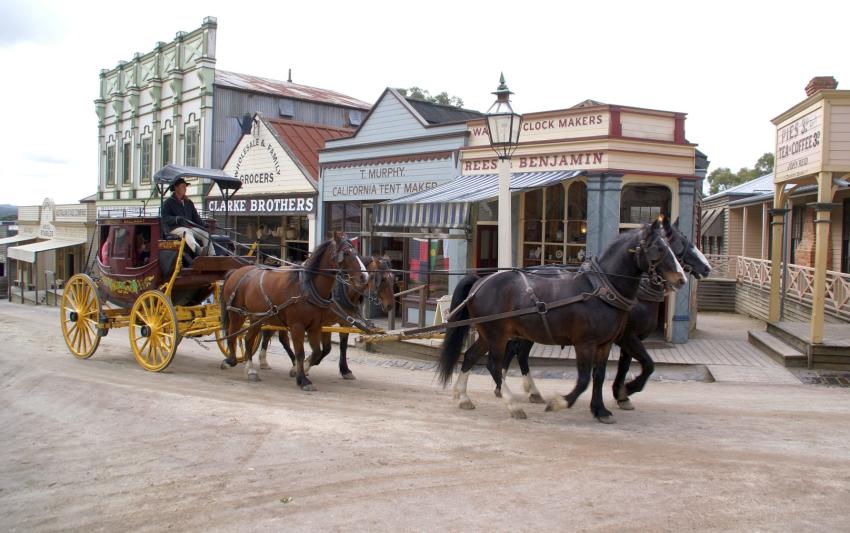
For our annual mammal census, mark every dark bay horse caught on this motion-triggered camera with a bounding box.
[437,218,687,422]
[256,255,396,379]
[219,235,367,390]
[488,220,712,410]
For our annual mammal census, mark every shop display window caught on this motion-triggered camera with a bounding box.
[521,180,587,267]
[620,184,671,224]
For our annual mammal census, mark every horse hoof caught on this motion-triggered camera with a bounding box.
[528,393,545,404]
[493,389,502,399]
[510,409,528,420]
[341,372,356,380]
[248,373,261,382]
[458,399,475,410]
[289,368,297,378]
[617,399,635,411]
[545,397,567,412]
[260,363,271,370]
[596,415,616,424]
[300,384,316,392]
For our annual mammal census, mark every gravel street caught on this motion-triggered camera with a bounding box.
[1,301,849,532]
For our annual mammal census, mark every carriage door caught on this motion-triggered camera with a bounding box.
[476,226,498,270]
[109,226,132,271]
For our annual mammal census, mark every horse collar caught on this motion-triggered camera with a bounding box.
[587,257,638,312]
[300,270,333,308]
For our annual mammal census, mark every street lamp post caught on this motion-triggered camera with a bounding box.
[485,74,523,270]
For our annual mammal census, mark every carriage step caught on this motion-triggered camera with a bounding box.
[748,329,807,368]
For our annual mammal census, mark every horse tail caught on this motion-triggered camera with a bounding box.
[437,275,479,387]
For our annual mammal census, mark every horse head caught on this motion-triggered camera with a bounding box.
[367,254,396,312]
[331,232,368,285]
[667,219,711,279]
[637,216,687,289]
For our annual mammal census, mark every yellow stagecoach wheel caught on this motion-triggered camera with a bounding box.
[60,274,102,359]
[129,290,179,372]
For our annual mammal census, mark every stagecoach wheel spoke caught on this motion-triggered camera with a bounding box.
[60,274,102,359]
[129,290,178,372]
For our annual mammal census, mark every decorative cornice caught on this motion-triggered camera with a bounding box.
[322,150,454,170]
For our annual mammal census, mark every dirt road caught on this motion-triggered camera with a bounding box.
[1,301,849,532]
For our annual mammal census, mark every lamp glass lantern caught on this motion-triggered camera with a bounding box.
[485,74,522,160]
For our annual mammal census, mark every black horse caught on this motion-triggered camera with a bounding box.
[487,220,712,410]
[437,217,687,422]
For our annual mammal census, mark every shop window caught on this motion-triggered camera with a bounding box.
[325,202,362,243]
[521,180,586,267]
[162,133,172,166]
[122,142,132,185]
[476,199,498,222]
[106,145,116,186]
[620,184,671,224]
[403,238,450,326]
[140,137,152,184]
[185,125,199,167]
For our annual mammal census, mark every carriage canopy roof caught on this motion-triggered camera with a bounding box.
[154,165,243,192]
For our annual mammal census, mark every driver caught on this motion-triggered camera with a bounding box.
[162,177,212,256]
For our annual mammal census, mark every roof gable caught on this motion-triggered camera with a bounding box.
[222,115,319,194]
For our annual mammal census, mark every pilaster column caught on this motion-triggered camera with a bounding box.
[671,179,696,343]
[810,172,836,344]
[585,173,623,258]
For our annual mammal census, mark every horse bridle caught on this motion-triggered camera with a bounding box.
[367,258,394,308]
[630,234,670,286]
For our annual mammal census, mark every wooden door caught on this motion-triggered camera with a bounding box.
[476,225,497,270]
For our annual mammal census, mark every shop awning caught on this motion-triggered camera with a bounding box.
[0,234,37,246]
[700,208,724,238]
[374,170,583,229]
[8,237,87,263]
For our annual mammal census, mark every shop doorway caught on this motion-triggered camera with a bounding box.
[476,225,497,270]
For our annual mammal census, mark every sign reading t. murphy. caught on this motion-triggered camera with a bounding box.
[206,194,315,215]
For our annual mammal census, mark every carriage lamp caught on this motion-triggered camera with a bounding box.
[485,74,523,269]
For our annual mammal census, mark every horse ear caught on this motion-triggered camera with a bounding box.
[673,216,679,228]
[650,218,661,232]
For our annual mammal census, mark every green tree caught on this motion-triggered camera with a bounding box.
[396,87,465,108]
[707,152,774,194]
[754,152,774,175]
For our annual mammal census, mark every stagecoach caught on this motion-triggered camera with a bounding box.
[59,165,262,371]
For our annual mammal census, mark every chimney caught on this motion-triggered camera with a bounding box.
[805,76,838,97]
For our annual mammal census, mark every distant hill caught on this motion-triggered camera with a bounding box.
[0,205,16,218]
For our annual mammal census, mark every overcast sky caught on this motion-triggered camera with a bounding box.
[1,0,848,206]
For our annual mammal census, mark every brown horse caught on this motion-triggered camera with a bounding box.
[256,254,396,379]
[219,234,366,390]
[437,218,687,422]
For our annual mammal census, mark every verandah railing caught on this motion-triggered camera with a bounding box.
[704,254,850,322]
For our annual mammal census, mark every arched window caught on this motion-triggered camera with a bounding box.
[620,184,671,224]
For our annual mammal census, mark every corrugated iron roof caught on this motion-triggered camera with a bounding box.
[265,118,354,180]
[404,99,483,124]
[215,70,371,110]
[703,173,775,201]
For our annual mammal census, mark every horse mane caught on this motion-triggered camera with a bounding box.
[302,239,335,282]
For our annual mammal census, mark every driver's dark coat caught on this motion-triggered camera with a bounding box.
[162,194,203,233]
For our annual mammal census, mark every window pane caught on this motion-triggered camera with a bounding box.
[140,138,152,183]
[106,145,116,186]
[523,189,543,242]
[344,203,361,235]
[185,126,198,167]
[620,184,670,224]
[162,133,172,166]
[122,142,132,185]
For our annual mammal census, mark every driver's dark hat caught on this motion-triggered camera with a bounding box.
[169,177,189,191]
